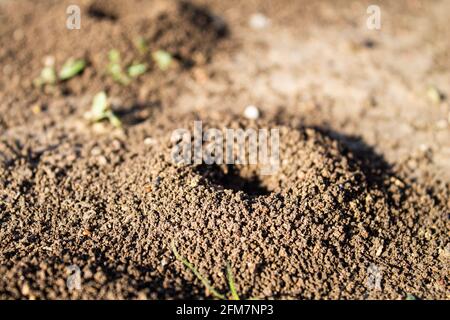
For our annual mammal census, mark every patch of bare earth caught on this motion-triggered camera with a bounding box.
[0,0,448,299]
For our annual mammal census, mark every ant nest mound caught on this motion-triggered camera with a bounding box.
[141,113,397,298]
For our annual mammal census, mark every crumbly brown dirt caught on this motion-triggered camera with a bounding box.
[0,0,449,300]
[0,0,228,129]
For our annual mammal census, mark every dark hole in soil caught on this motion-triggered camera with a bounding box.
[195,164,272,197]
[179,1,229,38]
[87,3,118,21]
[362,38,376,49]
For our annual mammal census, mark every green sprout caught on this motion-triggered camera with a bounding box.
[108,49,119,63]
[84,91,122,128]
[152,50,173,71]
[128,63,147,78]
[171,240,241,300]
[33,66,57,87]
[226,261,240,300]
[59,58,86,80]
[134,37,148,55]
[107,49,130,85]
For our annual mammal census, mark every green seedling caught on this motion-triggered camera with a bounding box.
[59,58,86,80]
[108,49,121,64]
[33,66,57,87]
[84,91,122,128]
[128,63,147,78]
[171,240,241,300]
[226,261,240,300]
[134,37,148,55]
[107,49,130,85]
[152,50,173,71]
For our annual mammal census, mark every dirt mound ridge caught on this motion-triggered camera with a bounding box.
[0,112,447,299]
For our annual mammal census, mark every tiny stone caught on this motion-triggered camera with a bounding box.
[190,176,200,187]
[137,291,148,300]
[419,144,429,152]
[427,86,444,104]
[31,104,42,114]
[43,55,55,67]
[21,283,30,296]
[144,137,156,145]
[92,122,108,133]
[97,156,108,166]
[249,13,270,30]
[376,243,384,257]
[244,105,260,120]
[111,139,122,150]
[90,147,102,156]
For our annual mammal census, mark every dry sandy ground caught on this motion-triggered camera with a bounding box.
[186,0,450,181]
[0,0,448,299]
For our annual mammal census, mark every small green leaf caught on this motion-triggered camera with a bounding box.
[134,37,148,55]
[108,64,131,85]
[91,91,108,119]
[152,50,173,71]
[106,111,122,128]
[107,49,131,85]
[85,91,122,128]
[59,58,86,80]
[128,63,147,78]
[108,49,121,64]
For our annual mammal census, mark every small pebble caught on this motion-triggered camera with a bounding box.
[144,137,156,145]
[43,55,55,67]
[90,147,102,156]
[419,144,430,152]
[244,105,260,120]
[190,176,200,188]
[92,122,108,134]
[31,104,42,114]
[249,13,270,30]
[97,155,108,166]
[137,291,148,300]
[21,283,30,296]
[376,243,384,257]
